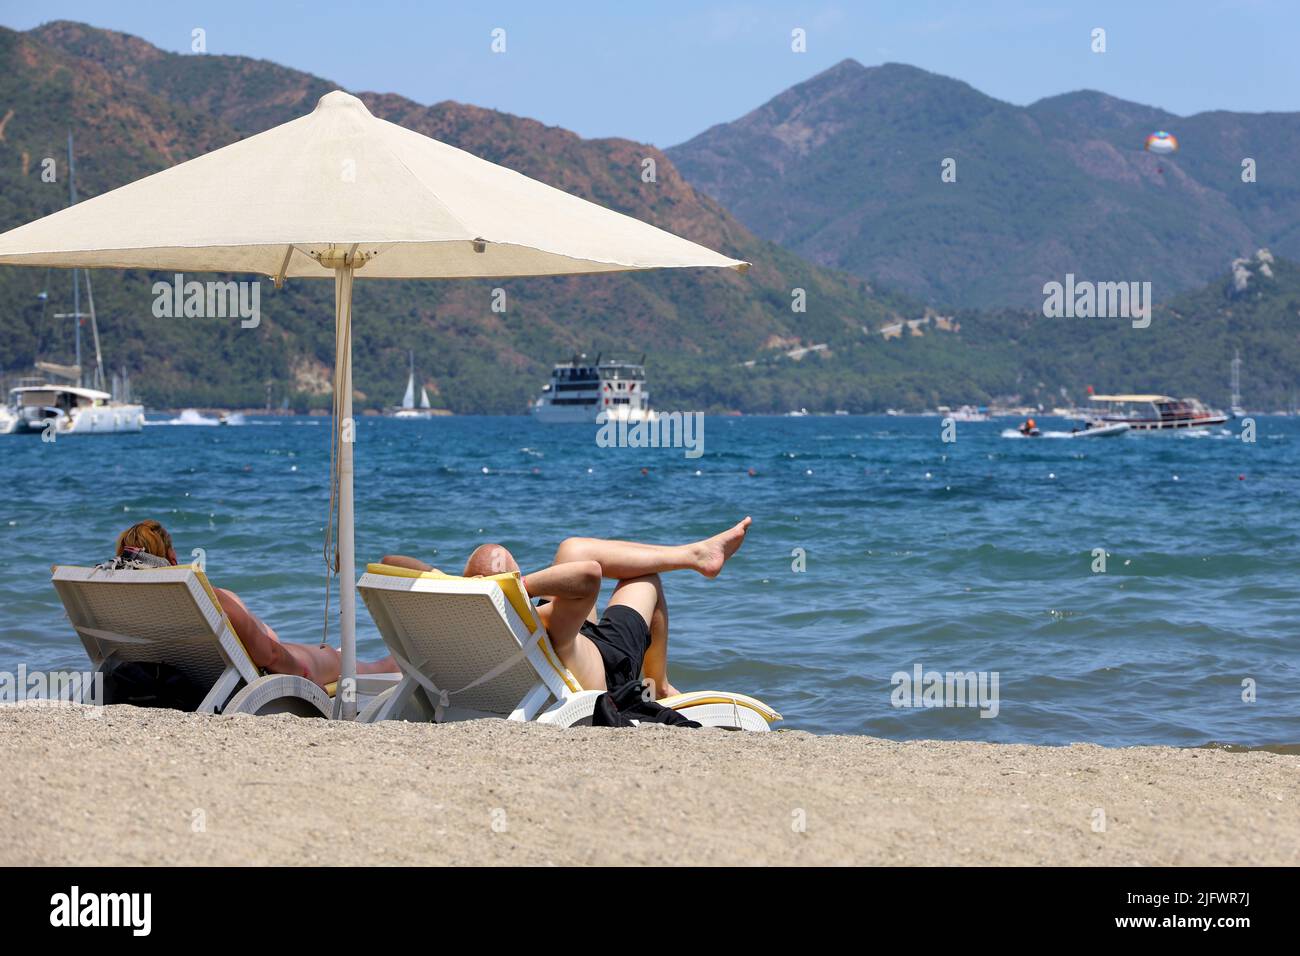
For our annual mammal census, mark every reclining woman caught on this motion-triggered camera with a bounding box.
[115,520,394,689]
[381,517,752,701]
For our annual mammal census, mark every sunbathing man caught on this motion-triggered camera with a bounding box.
[381,517,752,699]
[115,520,395,689]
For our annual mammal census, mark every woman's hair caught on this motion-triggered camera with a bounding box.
[116,519,174,560]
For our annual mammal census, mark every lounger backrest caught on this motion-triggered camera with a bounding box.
[50,565,258,689]
[359,565,576,716]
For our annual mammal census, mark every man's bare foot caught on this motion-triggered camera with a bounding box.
[694,517,752,578]
[659,682,682,699]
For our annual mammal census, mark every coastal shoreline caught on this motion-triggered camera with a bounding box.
[1,706,1295,866]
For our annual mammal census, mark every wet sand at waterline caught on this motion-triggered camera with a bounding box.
[1,706,1295,866]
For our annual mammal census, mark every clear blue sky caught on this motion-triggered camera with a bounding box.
[2,0,1295,146]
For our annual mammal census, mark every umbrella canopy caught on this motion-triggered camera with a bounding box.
[0,90,746,279]
[0,90,748,717]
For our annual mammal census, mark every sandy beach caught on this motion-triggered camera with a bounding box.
[1,705,1295,866]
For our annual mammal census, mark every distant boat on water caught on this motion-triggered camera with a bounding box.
[0,134,143,437]
[1,382,144,435]
[1084,394,1227,431]
[532,353,654,423]
[938,404,989,422]
[391,351,436,418]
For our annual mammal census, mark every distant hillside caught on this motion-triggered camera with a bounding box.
[668,60,1300,310]
[3,26,1296,415]
[0,22,914,412]
[945,249,1300,412]
[713,250,1299,414]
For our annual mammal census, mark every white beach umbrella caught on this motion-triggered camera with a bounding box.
[0,90,748,717]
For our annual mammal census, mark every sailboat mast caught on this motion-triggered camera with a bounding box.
[1230,349,1242,408]
[67,132,82,387]
[83,272,106,391]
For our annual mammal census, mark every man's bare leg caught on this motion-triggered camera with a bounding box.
[626,574,680,699]
[526,560,607,690]
[603,574,666,693]
[554,516,752,580]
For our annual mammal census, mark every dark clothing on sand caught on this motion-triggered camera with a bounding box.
[580,605,700,728]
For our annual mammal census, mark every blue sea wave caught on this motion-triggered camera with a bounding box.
[0,413,1296,746]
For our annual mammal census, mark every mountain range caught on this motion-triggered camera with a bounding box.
[1,24,1297,412]
[0,21,908,412]
[669,59,1300,310]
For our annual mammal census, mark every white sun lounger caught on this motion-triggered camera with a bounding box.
[51,564,336,717]
[356,563,781,731]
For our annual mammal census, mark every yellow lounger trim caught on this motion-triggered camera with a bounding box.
[659,692,782,722]
[366,563,540,629]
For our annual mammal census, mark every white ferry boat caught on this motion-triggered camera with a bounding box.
[1,383,144,435]
[1084,394,1227,431]
[531,354,654,424]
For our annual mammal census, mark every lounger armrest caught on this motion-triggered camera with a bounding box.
[659,690,782,723]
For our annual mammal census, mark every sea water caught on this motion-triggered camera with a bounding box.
[1,414,1295,747]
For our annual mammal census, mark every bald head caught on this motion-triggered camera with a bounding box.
[463,543,519,578]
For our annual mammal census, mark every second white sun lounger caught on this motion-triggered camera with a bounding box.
[356,563,781,730]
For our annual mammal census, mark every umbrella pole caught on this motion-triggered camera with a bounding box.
[334,264,358,720]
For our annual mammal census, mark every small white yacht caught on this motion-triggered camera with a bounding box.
[1084,394,1227,431]
[390,351,436,418]
[1,382,144,435]
[532,354,654,424]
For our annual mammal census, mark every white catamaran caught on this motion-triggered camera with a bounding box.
[2,381,144,435]
[391,350,436,418]
[0,134,144,436]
